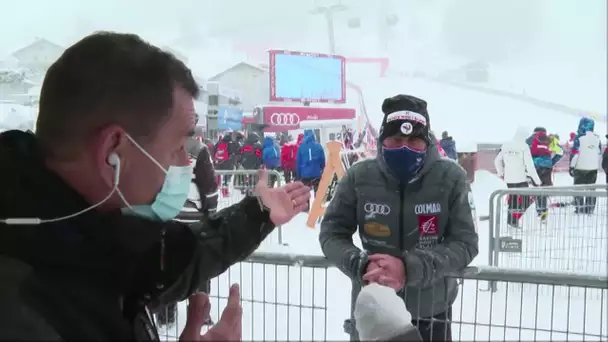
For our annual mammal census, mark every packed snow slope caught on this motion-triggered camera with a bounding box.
[346,75,605,152]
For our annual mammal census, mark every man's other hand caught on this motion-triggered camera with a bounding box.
[180,284,242,342]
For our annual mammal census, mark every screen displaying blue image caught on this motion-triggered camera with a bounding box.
[217,107,243,131]
[274,53,344,101]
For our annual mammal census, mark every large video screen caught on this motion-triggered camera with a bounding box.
[269,50,346,103]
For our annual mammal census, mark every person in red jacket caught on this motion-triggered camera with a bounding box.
[529,130,554,221]
[281,133,304,183]
[566,131,576,150]
[296,132,304,146]
[436,139,447,157]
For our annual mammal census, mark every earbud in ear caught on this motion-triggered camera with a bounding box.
[107,153,120,168]
[107,153,121,188]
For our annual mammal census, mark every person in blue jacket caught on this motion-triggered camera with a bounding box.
[440,131,458,160]
[296,129,326,211]
[262,136,281,187]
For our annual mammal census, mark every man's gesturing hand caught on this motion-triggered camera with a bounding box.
[180,284,242,342]
[255,169,310,225]
[362,254,406,291]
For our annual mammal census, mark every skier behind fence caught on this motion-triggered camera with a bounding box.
[214,133,238,196]
[528,127,555,222]
[569,117,603,214]
[280,133,303,183]
[238,132,264,192]
[494,127,543,228]
[319,94,478,342]
[262,136,281,187]
[296,129,326,212]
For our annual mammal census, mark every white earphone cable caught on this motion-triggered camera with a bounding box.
[1,157,121,225]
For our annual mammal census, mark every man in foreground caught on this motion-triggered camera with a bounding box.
[0,32,310,340]
[319,95,478,342]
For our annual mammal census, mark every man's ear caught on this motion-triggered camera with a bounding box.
[94,125,128,188]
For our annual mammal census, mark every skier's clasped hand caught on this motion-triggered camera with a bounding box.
[180,284,242,341]
[362,254,406,291]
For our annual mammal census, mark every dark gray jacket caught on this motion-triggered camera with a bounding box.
[319,142,478,319]
[0,130,275,341]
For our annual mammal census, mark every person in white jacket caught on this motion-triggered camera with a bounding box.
[569,117,602,214]
[494,127,542,228]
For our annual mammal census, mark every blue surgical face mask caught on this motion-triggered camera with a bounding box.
[382,145,426,183]
[119,135,193,221]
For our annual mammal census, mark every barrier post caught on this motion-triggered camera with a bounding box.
[306,141,346,228]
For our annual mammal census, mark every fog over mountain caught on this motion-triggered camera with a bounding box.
[1,0,606,113]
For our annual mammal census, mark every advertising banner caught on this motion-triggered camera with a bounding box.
[262,106,355,132]
[269,50,346,103]
[217,106,243,131]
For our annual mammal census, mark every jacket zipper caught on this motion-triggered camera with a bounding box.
[398,184,405,252]
[398,184,406,301]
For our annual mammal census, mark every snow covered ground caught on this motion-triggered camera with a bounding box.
[160,169,607,341]
[343,73,606,153]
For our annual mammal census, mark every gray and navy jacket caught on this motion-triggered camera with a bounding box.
[319,141,479,319]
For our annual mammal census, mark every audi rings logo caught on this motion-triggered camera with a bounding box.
[270,112,300,126]
[364,203,391,216]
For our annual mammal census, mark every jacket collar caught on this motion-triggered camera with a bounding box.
[0,130,165,290]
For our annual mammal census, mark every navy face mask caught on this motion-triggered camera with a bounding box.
[382,145,426,183]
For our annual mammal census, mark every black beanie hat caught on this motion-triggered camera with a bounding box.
[379,94,430,142]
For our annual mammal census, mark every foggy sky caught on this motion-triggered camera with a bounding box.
[2,0,605,55]
[1,0,606,94]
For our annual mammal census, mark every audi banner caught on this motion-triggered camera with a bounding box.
[262,106,356,132]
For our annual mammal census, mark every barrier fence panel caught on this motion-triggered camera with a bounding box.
[158,253,334,341]
[450,267,607,341]
[179,169,285,245]
[157,252,607,341]
[488,186,608,277]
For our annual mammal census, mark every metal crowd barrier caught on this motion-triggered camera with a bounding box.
[178,169,285,245]
[487,184,607,278]
[157,251,608,341]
